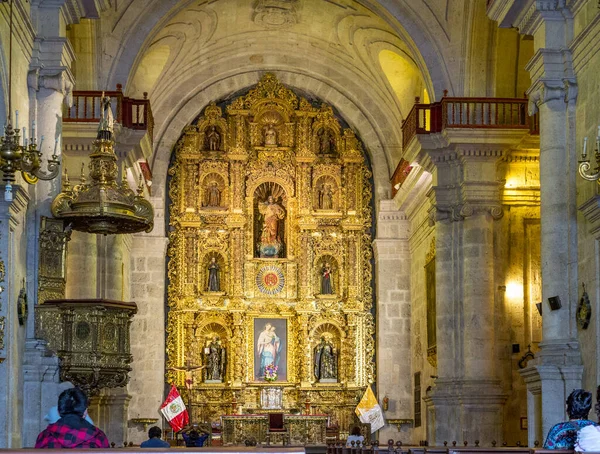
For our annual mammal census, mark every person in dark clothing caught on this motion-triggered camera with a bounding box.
[35,387,109,449]
[140,426,170,448]
[182,424,209,447]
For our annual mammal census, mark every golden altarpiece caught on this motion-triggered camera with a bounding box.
[166,74,374,432]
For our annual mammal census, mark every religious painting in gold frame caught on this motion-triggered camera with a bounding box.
[253,317,288,382]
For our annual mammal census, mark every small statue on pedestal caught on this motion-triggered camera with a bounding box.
[207,257,220,292]
[314,335,338,382]
[264,124,277,146]
[206,126,221,151]
[204,336,226,383]
[320,262,333,295]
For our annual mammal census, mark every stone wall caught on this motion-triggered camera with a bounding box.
[374,200,413,442]
[126,232,168,444]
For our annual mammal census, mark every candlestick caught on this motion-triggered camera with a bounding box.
[583,137,588,159]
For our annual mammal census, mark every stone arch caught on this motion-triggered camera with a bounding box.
[103,0,451,103]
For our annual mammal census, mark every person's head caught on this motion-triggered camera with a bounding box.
[268,195,274,203]
[265,323,272,331]
[58,387,89,418]
[351,426,361,436]
[567,389,592,419]
[148,426,162,439]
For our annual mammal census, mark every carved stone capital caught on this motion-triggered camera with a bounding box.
[527,80,566,115]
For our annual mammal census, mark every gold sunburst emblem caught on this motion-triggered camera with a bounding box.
[256,265,285,295]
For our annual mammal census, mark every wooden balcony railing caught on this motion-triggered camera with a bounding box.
[64,85,154,141]
[401,96,538,149]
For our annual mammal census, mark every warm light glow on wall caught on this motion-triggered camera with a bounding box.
[506,282,524,299]
[379,49,426,117]
[504,178,519,188]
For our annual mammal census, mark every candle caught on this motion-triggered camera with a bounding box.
[22,127,26,147]
[32,121,36,142]
[583,137,588,159]
[53,138,59,155]
[39,135,44,151]
[15,110,18,129]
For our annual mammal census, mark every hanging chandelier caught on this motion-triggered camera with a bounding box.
[51,95,154,235]
[0,0,60,201]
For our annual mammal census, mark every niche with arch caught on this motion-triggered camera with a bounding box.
[315,254,338,296]
[313,175,339,211]
[311,322,343,383]
[193,321,230,383]
[200,172,227,210]
[253,181,288,258]
[202,251,227,294]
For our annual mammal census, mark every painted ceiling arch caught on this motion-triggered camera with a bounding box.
[99,0,459,101]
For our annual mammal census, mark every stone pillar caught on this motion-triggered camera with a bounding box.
[127,233,168,444]
[22,339,70,448]
[65,232,97,299]
[97,235,129,301]
[424,144,508,445]
[373,200,411,441]
[0,187,30,447]
[519,50,582,449]
[489,1,583,443]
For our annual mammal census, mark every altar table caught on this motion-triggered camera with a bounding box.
[222,414,328,445]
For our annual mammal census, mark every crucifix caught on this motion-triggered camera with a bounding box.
[168,359,206,417]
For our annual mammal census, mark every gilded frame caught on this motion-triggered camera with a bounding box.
[248,315,295,384]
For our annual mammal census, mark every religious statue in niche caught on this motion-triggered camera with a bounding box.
[258,195,285,258]
[207,257,220,292]
[204,181,221,208]
[205,126,221,151]
[314,335,338,382]
[320,262,334,294]
[318,183,334,210]
[264,124,278,146]
[318,128,336,156]
[204,336,226,383]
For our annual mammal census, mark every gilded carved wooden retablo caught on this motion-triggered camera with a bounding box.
[166,74,374,430]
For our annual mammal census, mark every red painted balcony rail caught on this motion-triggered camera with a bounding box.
[63,85,154,141]
[402,96,538,149]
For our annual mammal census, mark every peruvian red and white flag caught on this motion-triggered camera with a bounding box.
[160,385,189,432]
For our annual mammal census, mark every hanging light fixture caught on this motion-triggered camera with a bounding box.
[51,95,154,235]
[0,0,61,201]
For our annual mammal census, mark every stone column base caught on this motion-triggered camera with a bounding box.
[520,363,583,447]
[424,379,507,446]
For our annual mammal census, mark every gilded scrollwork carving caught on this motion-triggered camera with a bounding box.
[167,74,374,428]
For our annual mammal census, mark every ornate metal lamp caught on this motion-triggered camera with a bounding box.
[0,0,60,201]
[51,96,154,234]
[579,131,600,182]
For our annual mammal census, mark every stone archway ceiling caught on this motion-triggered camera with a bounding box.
[94,0,469,199]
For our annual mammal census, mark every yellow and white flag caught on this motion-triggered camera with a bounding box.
[355,386,385,433]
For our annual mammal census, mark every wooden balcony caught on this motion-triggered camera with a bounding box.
[401,96,538,149]
[63,85,154,142]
